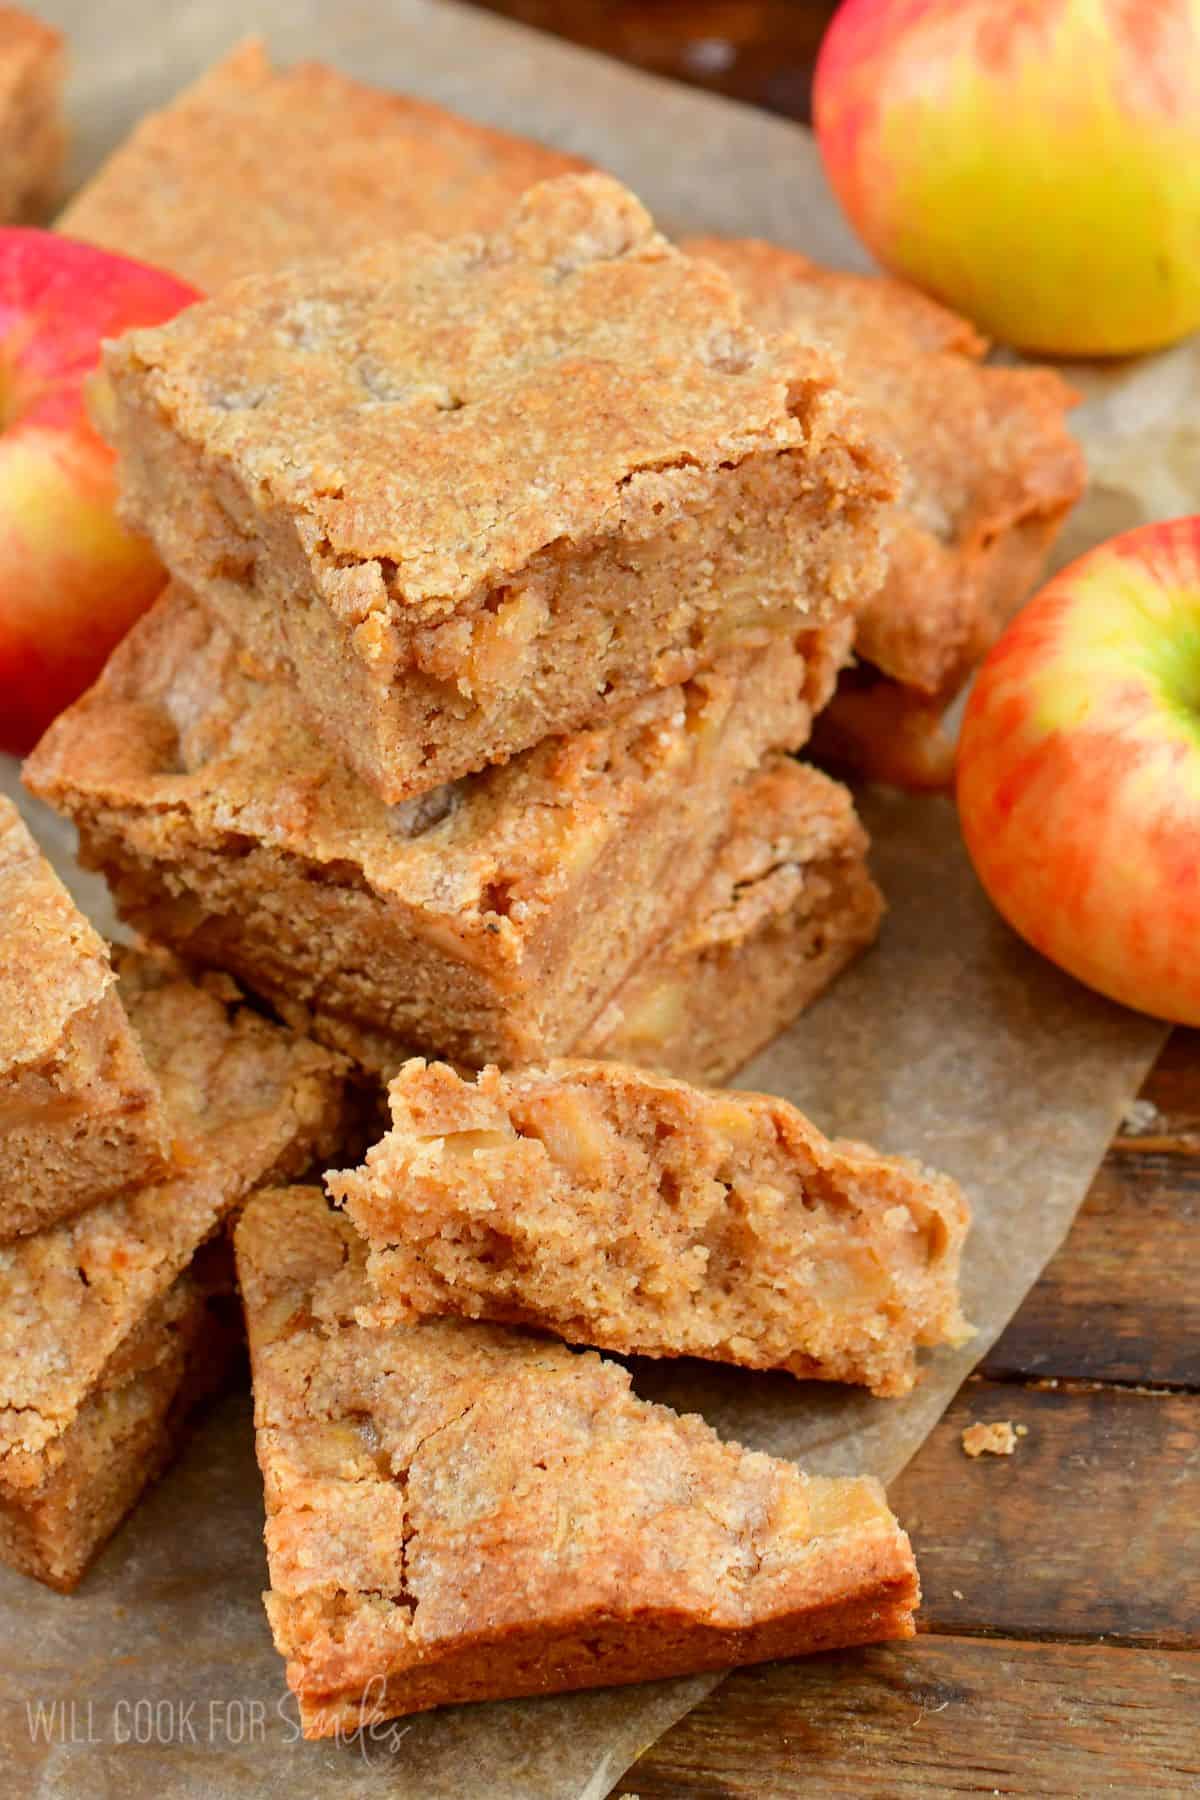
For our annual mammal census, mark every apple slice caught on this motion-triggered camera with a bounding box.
[0,229,199,753]
[957,517,1200,1025]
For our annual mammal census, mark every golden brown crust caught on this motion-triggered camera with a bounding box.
[0,1253,242,1591]
[0,795,112,1068]
[26,586,845,1069]
[330,1057,970,1397]
[684,236,1086,776]
[99,178,893,799]
[59,39,587,290]
[0,950,347,1530]
[0,798,173,1237]
[236,1186,919,1734]
[0,6,64,224]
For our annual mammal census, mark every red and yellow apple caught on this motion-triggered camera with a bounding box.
[0,229,199,754]
[814,0,1200,355]
[956,517,1200,1025]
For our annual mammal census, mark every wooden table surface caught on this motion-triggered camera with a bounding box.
[468,6,1200,1793]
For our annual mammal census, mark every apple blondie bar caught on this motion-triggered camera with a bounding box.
[97,174,894,801]
[330,1059,970,1398]
[26,585,846,1070]
[220,758,883,1088]
[0,7,64,224]
[0,951,348,1590]
[59,39,587,290]
[684,237,1086,785]
[2,1243,242,1593]
[580,757,883,1083]
[237,1186,920,1735]
[0,796,173,1239]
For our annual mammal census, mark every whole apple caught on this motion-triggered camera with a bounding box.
[815,0,1200,355]
[0,230,199,754]
[957,517,1200,1025]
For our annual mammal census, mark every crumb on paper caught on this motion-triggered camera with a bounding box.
[1120,1097,1160,1136]
[961,1420,1020,1457]
[952,1589,964,1600]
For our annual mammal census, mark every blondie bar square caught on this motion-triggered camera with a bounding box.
[580,758,884,1084]
[236,1186,919,1736]
[26,586,846,1070]
[330,1059,970,1398]
[685,238,1085,785]
[0,7,64,224]
[97,175,894,800]
[0,1249,242,1593]
[59,39,586,291]
[0,796,172,1239]
[0,952,348,1590]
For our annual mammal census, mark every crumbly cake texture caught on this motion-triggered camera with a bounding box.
[683,237,1086,785]
[580,758,883,1085]
[0,951,348,1589]
[299,758,883,1086]
[98,174,895,802]
[59,39,588,290]
[237,1186,920,1735]
[26,585,847,1070]
[0,7,64,224]
[331,1061,970,1398]
[0,796,173,1240]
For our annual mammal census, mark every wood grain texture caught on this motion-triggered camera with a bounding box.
[468,0,840,122]
[985,1029,1200,1389]
[892,1378,1200,1647]
[619,1637,1200,1799]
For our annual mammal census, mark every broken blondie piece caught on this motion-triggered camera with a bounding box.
[96,174,894,801]
[0,7,64,224]
[329,1059,970,1398]
[59,38,587,290]
[684,237,1085,785]
[0,796,172,1240]
[236,1186,920,1735]
[579,758,884,1084]
[0,951,348,1590]
[26,585,846,1070]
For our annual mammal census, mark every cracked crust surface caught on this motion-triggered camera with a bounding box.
[0,950,347,1516]
[0,7,64,224]
[26,585,846,1069]
[0,1242,243,1590]
[580,757,884,1084]
[99,175,894,800]
[0,797,172,1237]
[59,38,587,290]
[684,237,1086,783]
[237,1186,919,1735]
[331,1058,970,1398]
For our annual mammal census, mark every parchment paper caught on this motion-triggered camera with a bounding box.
[1,2,1185,1795]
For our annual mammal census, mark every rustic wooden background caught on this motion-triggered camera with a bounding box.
[469,5,1200,1794]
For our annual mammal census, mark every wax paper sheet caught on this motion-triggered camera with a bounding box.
[0,2,1181,1795]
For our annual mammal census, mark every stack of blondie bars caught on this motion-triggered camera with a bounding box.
[0,795,349,1590]
[7,35,1083,1738]
[34,163,897,1083]
[54,42,1084,788]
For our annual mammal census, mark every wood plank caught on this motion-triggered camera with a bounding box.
[468,0,840,122]
[620,1636,1200,1799]
[983,1150,1200,1388]
[891,1379,1200,1646]
[1123,1027,1200,1148]
[985,1028,1200,1389]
